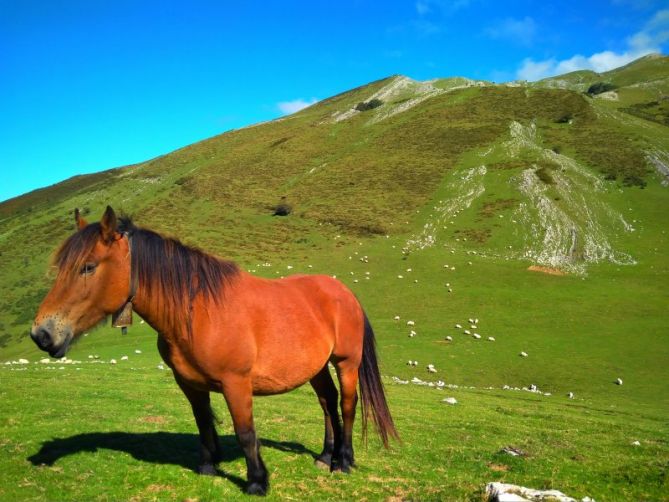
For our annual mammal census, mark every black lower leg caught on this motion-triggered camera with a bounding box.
[176,377,221,475]
[193,402,221,474]
[238,429,268,496]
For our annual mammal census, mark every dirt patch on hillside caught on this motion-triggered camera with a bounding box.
[527,265,567,276]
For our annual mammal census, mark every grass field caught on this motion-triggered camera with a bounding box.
[1,55,668,500]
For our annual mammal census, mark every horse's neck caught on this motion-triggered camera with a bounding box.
[131,286,184,343]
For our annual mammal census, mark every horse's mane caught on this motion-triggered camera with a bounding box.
[54,216,240,336]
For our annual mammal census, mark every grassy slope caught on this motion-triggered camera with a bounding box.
[1,56,668,500]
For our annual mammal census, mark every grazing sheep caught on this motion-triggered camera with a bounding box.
[520,351,528,357]
[487,337,495,341]
[442,397,457,405]
[616,378,623,385]
[407,320,415,326]
[454,324,462,329]
[473,333,481,339]
[394,315,401,321]
[445,336,453,341]
[464,330,471,335]
[567,392,574,399]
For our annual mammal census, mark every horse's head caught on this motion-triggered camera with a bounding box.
[31,206,131,358]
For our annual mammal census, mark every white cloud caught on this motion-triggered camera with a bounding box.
[515,9,668,81]
[277,98,318,115]
[486,16,537,46]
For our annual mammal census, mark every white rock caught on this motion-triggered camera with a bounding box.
[442,397,457,405]
[40,358,50,364]
[157,364,165,370]
[18,359,29,364]
[486,482,579,502]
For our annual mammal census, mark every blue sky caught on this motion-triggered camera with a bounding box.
[2,0,668,202]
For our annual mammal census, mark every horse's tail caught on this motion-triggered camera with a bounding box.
[358,311,399,448]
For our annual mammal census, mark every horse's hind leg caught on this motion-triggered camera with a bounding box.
[309,364,341,470]
[174,376,221,475]
[335,361,359,473]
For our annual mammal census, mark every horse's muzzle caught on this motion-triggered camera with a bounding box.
[30,320,71,358]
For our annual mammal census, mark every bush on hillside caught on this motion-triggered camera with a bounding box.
[586,82,617,96]
[555,113,573,124]
[273,197,292,216]
[355,98,383,112]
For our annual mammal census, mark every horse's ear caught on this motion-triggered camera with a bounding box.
[74,208,88,230]
[100,206,118,242]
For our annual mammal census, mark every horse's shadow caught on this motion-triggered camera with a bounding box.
[28,432,318,490]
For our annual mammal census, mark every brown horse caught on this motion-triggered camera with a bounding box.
[31,206,398,495]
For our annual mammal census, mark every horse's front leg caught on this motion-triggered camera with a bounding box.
[174,375,222,475]
[222,375,268,496]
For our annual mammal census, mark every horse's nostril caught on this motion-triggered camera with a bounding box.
[31,327,52,348]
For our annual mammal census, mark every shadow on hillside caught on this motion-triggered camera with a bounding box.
[28,431,318,490]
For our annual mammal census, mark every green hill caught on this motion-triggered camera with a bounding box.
[1,55,668,500]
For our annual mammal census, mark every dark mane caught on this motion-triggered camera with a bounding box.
[119,217,239,335]
[55,216,240,336]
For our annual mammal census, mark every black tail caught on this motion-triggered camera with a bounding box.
[358,312,399,448]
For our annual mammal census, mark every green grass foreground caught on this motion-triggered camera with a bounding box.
[1,360,666,501]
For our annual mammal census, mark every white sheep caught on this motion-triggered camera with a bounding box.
[455,323,462,329]
[445,336,453,341]
[473,333,481,339]
[520,351,528,357]
[407,320,415,326]
[464,330,471,335]
[615,378,623,385]
[393,315,400,321]
[487,337,495,342]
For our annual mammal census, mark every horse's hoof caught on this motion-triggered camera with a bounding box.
[246,481,268,496]
[197,464,217,476]
[314,459,331,471]
[332,463,351,474]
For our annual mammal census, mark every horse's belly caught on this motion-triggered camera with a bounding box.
[251,334,332,395]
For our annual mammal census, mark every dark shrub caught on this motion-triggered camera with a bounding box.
[355,98,383,112]
[273,197,292,216]
[622,175,647,188]
[586,82,617,96]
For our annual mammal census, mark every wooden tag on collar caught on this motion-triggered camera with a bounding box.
[112,301,133,333]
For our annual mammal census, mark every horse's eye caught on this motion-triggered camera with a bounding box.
[80,263,97,275]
